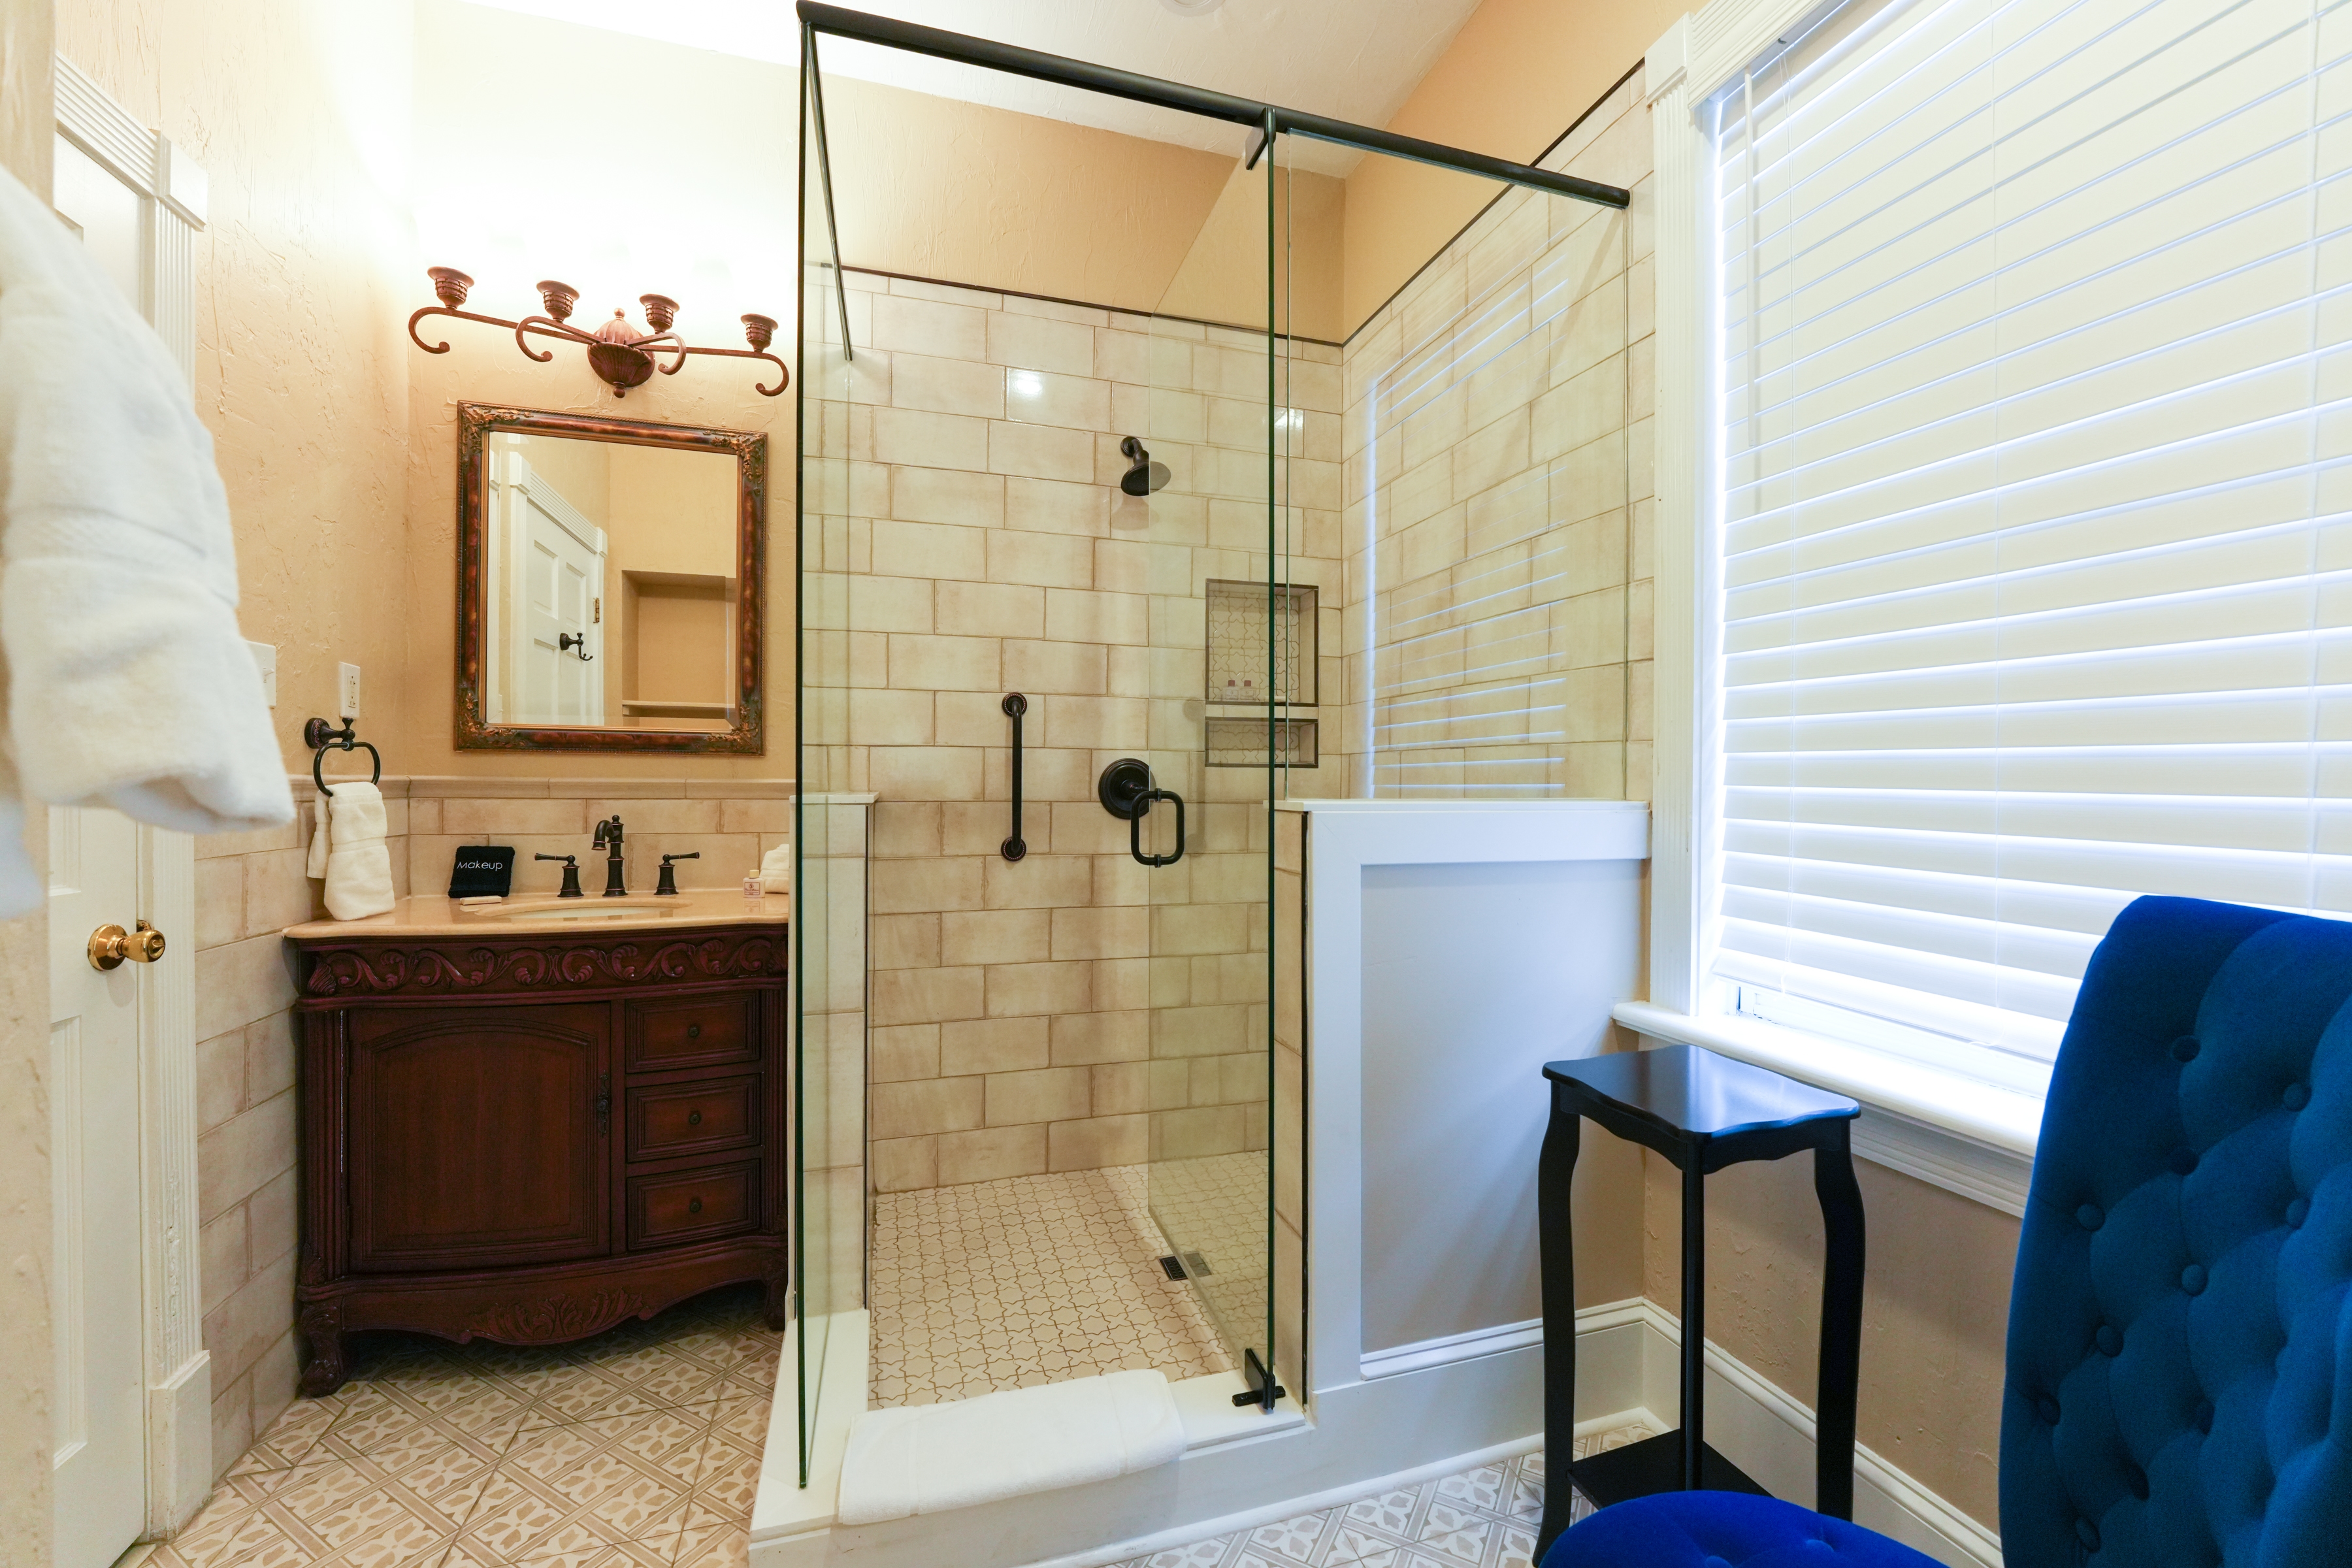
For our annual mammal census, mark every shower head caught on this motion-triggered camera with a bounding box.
[1119,436,1171,497]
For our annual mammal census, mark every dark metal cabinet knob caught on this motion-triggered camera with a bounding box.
[688,1111,703,1126]
[687,1024,702,1039]
[688,1198,704,1215]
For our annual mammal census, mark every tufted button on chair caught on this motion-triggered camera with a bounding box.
[1543,896,2352,1568]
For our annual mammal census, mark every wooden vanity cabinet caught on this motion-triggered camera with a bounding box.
[289,924,788,1395]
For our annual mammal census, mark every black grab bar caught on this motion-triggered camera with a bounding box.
[1002,693,1028,862]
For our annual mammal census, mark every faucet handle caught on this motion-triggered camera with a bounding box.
[534,852,584,898]
[655,852,699,897]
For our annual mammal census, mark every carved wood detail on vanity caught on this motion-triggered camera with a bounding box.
[289,920,788,1395]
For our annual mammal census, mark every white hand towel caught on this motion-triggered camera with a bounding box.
[0,165,291,915]
[835,1369,1185,1526]
[759,841,792,893]
[307,782,393,921]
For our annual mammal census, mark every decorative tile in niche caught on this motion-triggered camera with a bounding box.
[1205,717,1317,769]
[1205,580,1317,707]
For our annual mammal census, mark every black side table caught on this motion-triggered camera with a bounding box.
[1534,1044,1864,1561]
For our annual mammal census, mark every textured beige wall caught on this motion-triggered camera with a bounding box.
[404,0,792,781]
[59,0,419,772]
[0,7,55,1559]
[1342,0,1685,335]
[1643,1153,2017,1530]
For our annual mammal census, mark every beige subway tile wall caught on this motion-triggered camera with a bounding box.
[1340,71,1656,802]
[831,269,1345,1195]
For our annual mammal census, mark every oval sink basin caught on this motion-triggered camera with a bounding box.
[490,902,677,922]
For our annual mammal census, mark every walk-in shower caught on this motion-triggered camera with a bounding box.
[790,0,1637,1488]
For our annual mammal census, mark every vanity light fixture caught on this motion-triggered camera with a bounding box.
[406,267,789,398]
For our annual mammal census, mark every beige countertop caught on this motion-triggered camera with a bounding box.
[284,888,789,941]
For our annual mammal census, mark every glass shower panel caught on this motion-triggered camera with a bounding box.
[1341,144,1636,802]
[1138,144,1279,1395]
[792,49,858,1484]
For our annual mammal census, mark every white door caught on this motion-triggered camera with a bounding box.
[48,808,150,1568]
[506,461,606,726]
[49,128,189,1567]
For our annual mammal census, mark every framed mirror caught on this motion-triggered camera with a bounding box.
[454,403,766,753]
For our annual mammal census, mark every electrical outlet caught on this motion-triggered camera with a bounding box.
[246,641,276,707]
[338,662,361,720]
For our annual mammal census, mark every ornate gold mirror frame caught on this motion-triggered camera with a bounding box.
[453,402,767,754]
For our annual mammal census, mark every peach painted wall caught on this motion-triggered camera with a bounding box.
[0,5,54,1555]
[825,76,1237,316]
[1341,0,1686,334]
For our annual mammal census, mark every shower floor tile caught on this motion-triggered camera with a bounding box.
[1107,1425,1655,1568]
[869,1165,1233,1407]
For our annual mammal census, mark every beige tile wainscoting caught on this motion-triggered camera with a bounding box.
[191,777,792,1482]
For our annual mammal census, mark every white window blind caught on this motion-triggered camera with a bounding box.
[1712,0,2352,1086]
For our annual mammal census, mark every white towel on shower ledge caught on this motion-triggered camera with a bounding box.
[306,781,395,921]
[0,165,291,915]
[835,1369,1186,1526]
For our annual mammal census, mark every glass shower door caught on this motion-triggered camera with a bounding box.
[1135,144,1282,1405]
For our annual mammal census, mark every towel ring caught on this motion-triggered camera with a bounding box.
[306,717,383,798]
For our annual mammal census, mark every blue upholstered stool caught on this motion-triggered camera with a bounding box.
[1544,896,2352,1568]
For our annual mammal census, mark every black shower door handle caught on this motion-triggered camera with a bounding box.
[1131,787,1184,867]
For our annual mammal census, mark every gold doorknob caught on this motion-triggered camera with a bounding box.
[88,919,167,971]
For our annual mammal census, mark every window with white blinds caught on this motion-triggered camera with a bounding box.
[1711,0,2352,1090]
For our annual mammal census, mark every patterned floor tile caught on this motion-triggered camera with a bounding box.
[1106,1428,1653,1568]
[163,1285,779,1568]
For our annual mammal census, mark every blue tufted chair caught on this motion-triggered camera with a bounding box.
[1544,896,2352,1567]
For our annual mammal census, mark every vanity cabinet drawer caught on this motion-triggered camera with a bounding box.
[623,994,757,1073]
[627,1076,759,1162]
[627,1162,757,1249]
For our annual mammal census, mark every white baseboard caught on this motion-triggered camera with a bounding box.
[146,1350,212,1536]
[751,1298,2001,1568]
[1621,1300,2003,1568]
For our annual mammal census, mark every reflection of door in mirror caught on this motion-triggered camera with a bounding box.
[480,429,741,734]
[487,441,607,727]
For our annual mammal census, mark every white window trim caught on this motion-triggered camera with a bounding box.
[1641,2,2042,1206]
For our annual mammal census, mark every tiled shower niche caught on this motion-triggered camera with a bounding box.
[1206,578,1317,768]
[1205,578,1317,707]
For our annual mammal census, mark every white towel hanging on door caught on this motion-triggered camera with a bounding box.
[0,165,290,914]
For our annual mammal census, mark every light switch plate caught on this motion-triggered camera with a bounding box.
[246,640,276,707]
[338,662,361,720]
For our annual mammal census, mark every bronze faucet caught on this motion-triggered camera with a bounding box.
[592,815,627,896]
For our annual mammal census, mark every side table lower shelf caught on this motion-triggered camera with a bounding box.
[1569,1432,1770,1512]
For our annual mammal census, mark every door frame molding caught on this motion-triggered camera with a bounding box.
[54,53,214,1534]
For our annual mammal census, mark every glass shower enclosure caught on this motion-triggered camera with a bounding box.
[791,0,1631,1486]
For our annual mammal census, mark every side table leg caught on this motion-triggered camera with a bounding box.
[1814,1133,1865,1520]
[1680,1154,1705,1490]
[1533,1089,1581,1564]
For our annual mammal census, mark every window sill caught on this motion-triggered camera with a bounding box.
[1610,1002,2042,1218]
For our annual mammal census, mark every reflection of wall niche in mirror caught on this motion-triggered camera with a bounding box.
[456,404,764,753]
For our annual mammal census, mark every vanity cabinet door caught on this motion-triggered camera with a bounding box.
[348,1003,610,1273]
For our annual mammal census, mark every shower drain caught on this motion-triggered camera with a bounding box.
[1158,1252,1214,1281]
